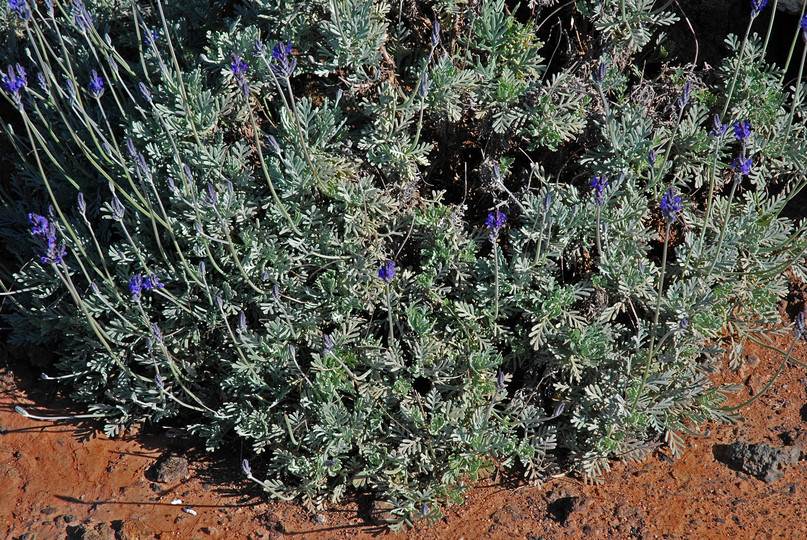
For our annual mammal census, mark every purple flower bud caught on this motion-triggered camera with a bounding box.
[152,323,163,342]
[203,183,217,206]
[418,71,428,99]
[64,78,76,101]
[87,69,104,98]
[138,82,152,102]
[155,373,164,389]
[677,81,691,109]
[552,402,566,417]
[77,192,86,215]
[238,311,247,333]
[215,295,223,309]
[125,137,136,159]
[323,333,334,352]
[111,195,125,219]
[242,458,251,475]
[660,186,682,224]
[593,61,606,85]
[183,164,193,184]
[431,20,440,48]
[253,38,267,57]
[648,150,656,166]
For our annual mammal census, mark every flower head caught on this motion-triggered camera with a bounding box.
[129,274,144,300]
[2,64,27,105]
[660,186,682,224]
[230,53,249,96]
[485,210,506,242]
[677,81,691,109]
[323,333,334,353]
[485,210,506,229]
[8,0,30,21]
[72,0,93,31]
[710,114,728,137]
[589,175,608,207]
[801,15,807,41]
[732,152,752,176]
[28,213,50,236]
[28,212,64,264]
[87,70,103,98]
[593,61,606,85]
[270,41,297,78]
[431,19,441,49]
[733,121,751,142]
[252,38,267,58]
[751,0,767,17]
[378,261,396,283]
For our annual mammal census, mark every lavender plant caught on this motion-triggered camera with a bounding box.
[1,0,807,529]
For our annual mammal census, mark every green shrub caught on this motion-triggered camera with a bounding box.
[2,0,806,529]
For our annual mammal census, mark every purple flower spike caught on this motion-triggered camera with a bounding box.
[589,175,609,207]
[485,210,506,242]
[2,64,27,105]
[230,53,250,96]
[660,186,682,224]
[710,114,727,137]
[378,261,396,283]
[731,152,752,176]
[751,0,767,17]
[271,41,297,78]
[9,0,31,21]
[733,121,751,141]
[129,274,144,300]
[28,212,65,264]
[88,70,104,98]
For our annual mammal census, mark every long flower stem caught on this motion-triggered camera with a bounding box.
[631,222,671,413]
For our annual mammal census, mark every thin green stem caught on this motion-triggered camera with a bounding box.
[631,222,671,413]
[706,176,740,277]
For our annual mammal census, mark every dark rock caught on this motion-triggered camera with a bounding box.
[716,440,800,483]
[491,503,526,526]
[70,522,116,540]
[369,500,395,525]
[149,455,190,484]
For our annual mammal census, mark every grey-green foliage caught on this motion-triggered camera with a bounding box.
[1,0,807,530]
